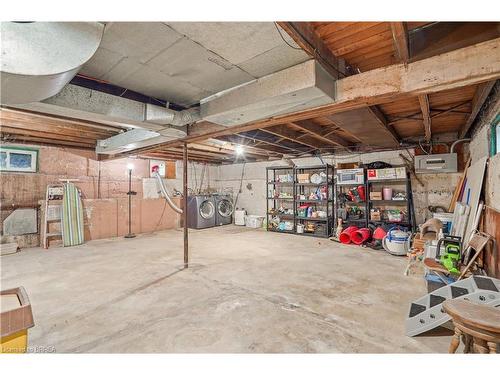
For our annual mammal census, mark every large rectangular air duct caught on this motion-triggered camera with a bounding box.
[200,60,336,127]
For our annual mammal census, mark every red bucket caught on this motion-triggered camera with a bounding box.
[339,226,359,244]
[351,228,371,245]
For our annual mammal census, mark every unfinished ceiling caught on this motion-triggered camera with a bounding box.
[1,21,500,164]
[79,22,310,107]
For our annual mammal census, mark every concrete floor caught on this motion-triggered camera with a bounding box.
[1,225,451,353]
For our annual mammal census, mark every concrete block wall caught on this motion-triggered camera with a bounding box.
[215,149,462,225]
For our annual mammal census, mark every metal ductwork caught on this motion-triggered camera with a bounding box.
[0,22,104,105]
[200,60,336,127]
[145,104,200,127]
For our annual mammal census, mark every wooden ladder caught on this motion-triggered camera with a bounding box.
[42,184,64,249]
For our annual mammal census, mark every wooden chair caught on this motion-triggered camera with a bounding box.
[443,299,500,354]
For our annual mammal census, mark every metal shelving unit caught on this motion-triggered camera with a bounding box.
[294,164,334,238]
[366,170,416,231]
[266,166,296,234]
[266,165,334,238]
[334,170,369,228]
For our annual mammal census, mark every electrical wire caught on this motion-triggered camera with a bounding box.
[233,162,246,208]
[273,22,303,51]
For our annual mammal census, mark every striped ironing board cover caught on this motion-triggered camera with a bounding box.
[62,182,85,246]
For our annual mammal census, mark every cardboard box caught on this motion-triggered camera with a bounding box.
[370,209,381,221]
[336,162,359,169]
[370,191,382,200]
[367,167,406,180]
[297,173,310,183]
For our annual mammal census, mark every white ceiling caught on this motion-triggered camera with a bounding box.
[79,22,310,107]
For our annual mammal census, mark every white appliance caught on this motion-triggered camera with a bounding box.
[234,209,246,226]
[336,168,364,185]
[414,154,458,173]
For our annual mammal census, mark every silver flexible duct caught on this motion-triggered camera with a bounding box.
[153,172,183,214]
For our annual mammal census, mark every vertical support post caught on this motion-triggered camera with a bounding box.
[125,166,136,239]
[183,142,189,268]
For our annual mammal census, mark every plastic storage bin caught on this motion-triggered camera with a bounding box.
[245,215,264,229]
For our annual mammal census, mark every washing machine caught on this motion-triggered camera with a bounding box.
[187,195,216,229]
[214,194,234,226]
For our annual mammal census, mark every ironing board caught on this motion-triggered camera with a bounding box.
[61,182,84,247]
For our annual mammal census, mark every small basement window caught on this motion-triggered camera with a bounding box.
[0,146,38,173]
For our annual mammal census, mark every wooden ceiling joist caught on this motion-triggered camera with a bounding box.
[286,120,351,149]
[261,125,321,150]
[418,94,432,141]
[234,133,303,154]
[459,80,497,137]
[390,22,410,63]
[277,22,348,78]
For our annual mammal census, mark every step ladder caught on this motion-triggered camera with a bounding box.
[405,276,500,337]
[42,184,64,249]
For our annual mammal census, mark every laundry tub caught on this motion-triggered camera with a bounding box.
[1,287,34,353]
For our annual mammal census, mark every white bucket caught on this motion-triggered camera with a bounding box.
[234,209,246,226]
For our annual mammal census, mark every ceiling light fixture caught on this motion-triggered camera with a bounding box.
[235,145,244,156]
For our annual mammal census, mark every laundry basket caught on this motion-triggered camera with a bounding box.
[245,215,264,229]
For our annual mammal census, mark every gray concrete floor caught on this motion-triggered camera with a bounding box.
[1,225,451,353]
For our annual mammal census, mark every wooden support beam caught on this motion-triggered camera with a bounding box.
[277,22,348,78]
[390,22,410,63]
[287,120,351,148]
[261,125,320,150]
[234,133,302,154]
[409,22,500,62]
[367,106,401,144]
[191,142,269,160]
[418,94,432,141]
[117,38,500,155]
[459,80,496,137]
[183,142,188,269]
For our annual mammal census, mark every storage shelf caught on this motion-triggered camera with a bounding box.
[368,178,407,184]
[267,164,334,239]
[296,199,332,203]
[337,182,365,186]
[267,228,295,234]
[267,213,294,220]
[295,216,329,222]
[369,200,407,205]
[369,220,409,225]
[295,231,329,238]
[295,182,328,186]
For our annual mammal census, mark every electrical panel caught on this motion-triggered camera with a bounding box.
[414,153,458,173]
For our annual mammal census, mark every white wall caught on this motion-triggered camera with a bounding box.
[143,161,220,199]
[215,149,462,225]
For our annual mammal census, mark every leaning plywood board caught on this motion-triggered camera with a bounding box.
[461,157,487,244]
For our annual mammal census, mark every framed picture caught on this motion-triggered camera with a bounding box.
[0,146,38,173]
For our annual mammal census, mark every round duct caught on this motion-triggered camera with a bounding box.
[1,22,104,104]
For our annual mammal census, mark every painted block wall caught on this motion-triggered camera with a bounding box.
[0,144,217,247]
